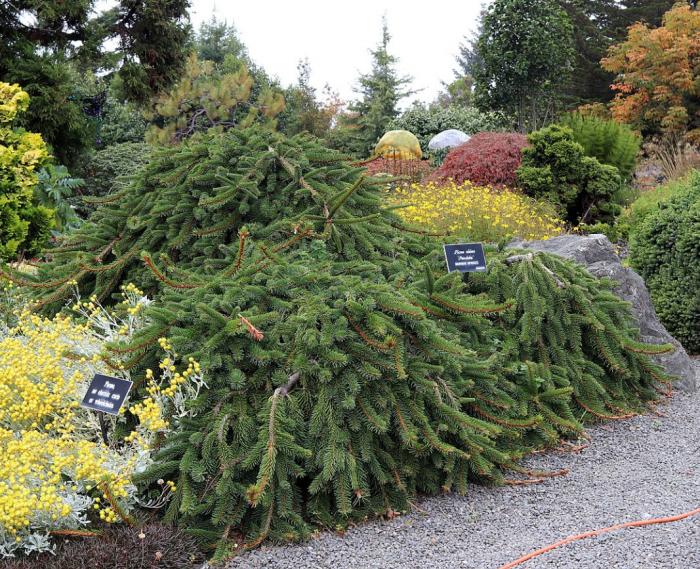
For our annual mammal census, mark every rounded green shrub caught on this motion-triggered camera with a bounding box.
[629,177,700,354]
[517,124,624,225]
[617,171,698,240]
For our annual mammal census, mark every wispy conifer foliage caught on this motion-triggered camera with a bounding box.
[6,128,673,557]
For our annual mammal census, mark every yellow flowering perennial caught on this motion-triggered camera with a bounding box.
[389,181,564,242]
[0,282,203,556]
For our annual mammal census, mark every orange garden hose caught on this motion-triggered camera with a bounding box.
[497,506,700,569]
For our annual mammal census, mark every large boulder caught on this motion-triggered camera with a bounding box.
[508,234,697,392]
[428,129,471,151]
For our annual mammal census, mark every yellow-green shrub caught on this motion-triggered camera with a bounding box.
[0,83,53,261]
[389,181,564,242]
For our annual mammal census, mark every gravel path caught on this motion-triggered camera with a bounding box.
[227,387,700,569]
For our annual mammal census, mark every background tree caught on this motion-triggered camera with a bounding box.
[278,59,335,138]
[195,17,250,66]
[602,4,700,139]
[111,0,192,103]
[455,9,484,81]
[556,0,620,106]
[611,1,681,37]
[4,57,95,166]
[473,0,575,132]
[0,0,190,164]
[145,54,284,144]
[345,18,414,156]
[555,0,677,107]
[194,17,280,96]
[192,17,284,122]
[433,77,474,109]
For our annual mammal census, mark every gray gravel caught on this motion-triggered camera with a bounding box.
[227,383,700,569]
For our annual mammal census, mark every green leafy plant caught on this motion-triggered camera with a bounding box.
[517,124,624,225]
[629,175,700,354]
[559,113,641,180]
[35,164,82,231]
[389,104,506,152]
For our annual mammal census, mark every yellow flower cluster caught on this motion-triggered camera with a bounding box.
[0,284,203,555]
[388,181,564,242]
[0,312,133,543]
[127,346,202,441]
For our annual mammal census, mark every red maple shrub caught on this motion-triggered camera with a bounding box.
[431,132,528,188]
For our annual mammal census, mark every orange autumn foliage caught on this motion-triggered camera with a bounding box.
[602,4,700,138]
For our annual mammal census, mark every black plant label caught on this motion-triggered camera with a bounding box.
[81,374,133,416]
[443,243,487,273]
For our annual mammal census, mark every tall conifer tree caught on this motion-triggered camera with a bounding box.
[347,18,414,156]
[0,0,190,163]
[473,0,575,131]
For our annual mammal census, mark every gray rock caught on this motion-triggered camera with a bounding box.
[508,233,697,392]
[427,129,471,151]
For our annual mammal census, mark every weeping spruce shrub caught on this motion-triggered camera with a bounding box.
[559,113,641,180]
[629,176,700,354]
[8,127,673,559]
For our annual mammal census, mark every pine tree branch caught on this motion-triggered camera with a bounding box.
[94,235,122,263]
[274,372,301,398]
[505,253,566,289]
[270,146,319,198]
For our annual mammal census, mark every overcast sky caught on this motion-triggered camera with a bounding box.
[189,1,485,107]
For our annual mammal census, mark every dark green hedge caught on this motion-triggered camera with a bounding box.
[629,176,700,354]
